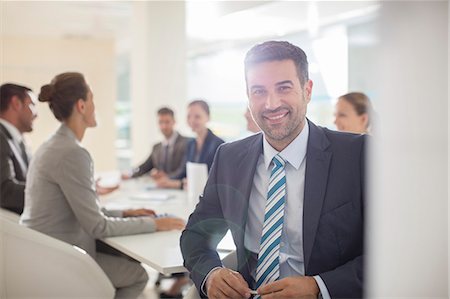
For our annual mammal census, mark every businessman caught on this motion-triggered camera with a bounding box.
[181,41,365,298]
[122,107,189,180]
[0,83,38,214]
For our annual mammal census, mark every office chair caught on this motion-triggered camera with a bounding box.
[0,217,115,298]
[0,208,20,223]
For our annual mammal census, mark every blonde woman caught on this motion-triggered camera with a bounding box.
[334,92,373,134]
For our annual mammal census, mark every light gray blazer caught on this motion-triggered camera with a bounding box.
[21,124,156,258]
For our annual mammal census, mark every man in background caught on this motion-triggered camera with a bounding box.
[0,83,38,214]
[122,107,189,180]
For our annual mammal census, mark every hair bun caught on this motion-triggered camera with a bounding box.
[38,84,54,102]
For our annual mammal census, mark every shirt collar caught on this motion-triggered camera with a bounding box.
[162,131,178,147]
[0,118,23,144]
[262,119,309,170]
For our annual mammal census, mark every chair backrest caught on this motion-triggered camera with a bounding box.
[183,250,237,299]
[0,208,20,223]
[0,218,115,299]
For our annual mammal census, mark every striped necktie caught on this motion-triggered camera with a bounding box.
[255,154,286,292]
[161,144,169,172]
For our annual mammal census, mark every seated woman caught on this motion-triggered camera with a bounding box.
[156,99,224,189]
[20,72,185,299]
[334,92,373,134]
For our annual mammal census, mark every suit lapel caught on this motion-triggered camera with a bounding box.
[303,121,331,272]
[0,122,28,177]
[234,134,263,247]
[0,123,12,139]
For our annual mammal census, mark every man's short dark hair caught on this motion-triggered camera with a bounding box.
[157,107,174,117]
[0,83,33,112]
[244,41,309,85]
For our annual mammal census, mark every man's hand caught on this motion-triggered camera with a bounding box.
[206,268,252,299]
[257,276,319,299]
[155,177,182,189]
[123,208,156,217]
[121,172,132,180]
[95,178,119,195]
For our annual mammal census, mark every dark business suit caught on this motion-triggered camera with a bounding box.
[180,120,365,298]
[173,129,224,179]
[131,133,189,178]
[0,123,28,214]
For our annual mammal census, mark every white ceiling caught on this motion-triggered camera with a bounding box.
[1,1,131,39]
[1,1,379,51]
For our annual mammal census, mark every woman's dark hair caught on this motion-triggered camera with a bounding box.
[39,72,89,121]
[188,99,210,116]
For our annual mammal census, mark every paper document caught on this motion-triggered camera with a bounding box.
[129,193,174,201]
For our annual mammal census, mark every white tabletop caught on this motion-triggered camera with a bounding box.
[100,177,235,275]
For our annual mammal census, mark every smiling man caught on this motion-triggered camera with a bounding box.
[181,41,366,299]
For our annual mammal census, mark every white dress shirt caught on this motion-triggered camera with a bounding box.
[161,131,179,149]
[161,131,179,163]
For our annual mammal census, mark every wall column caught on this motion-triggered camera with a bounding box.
[130,2,187,164]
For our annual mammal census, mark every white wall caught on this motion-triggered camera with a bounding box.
[1,36,117,171]
[368,1,448,297]
[130,2,187,165]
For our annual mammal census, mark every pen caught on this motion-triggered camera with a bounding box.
[154,213,169,218]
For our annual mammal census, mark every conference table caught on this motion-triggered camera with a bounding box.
[99,177,235,275]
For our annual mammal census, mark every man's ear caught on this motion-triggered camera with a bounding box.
[10,96,24,111]
[361,113,369,128]
[304,79,313,103]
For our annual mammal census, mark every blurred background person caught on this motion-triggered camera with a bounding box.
[20,72,185,299]
[334,92,373,134]
[122,107,189,180]
[244,106,261,133]
[0,83,38,214]
[156,100,224,190]
[154,99,224,297]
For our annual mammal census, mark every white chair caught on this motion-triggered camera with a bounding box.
[0,218,115,299]
[0,208,20,223]
[183,250,237,299]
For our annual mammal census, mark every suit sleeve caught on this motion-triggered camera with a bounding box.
[131,146,156,178]
[58,147,156,238]
[319,256,363,298]
[180,145,229,295]
[0,137,25,214]
[317,136,366,298]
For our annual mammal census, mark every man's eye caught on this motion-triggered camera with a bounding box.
[278,86,291,92]
[253,89,265,95]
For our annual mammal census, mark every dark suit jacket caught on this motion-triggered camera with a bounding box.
[131,133,189,178]
[0,123,27,214]
[180,120,365,298]
[173,129,224,180]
